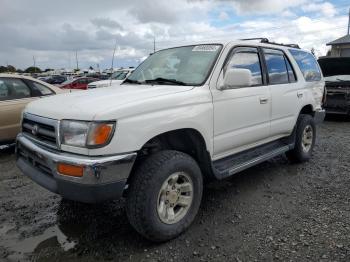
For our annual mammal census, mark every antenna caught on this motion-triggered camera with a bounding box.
[110,39,118,86]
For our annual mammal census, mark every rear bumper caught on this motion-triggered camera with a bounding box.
[16,134,137,203]
[314,109,326,124]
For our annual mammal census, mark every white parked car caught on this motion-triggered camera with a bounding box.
[16,39,325,242]
[87,68,134,89]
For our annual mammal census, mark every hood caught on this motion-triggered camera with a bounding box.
[318,57,350,77]
[25,84,194,121]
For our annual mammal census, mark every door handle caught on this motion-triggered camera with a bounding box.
[259,97,269,104]
[297,92,303,98]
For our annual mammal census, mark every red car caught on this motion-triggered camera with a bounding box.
[59,77,99,90]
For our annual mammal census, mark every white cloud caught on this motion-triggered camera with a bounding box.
[219,11,230,21]
[0,0,348,69]
[302,2,337,17]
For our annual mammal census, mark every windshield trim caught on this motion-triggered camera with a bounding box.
[123,43,223,87]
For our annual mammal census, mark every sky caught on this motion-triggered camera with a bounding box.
[0,0,349,70]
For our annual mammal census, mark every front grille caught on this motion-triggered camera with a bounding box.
[22,114,58,149]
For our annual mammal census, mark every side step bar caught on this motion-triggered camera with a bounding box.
[212,139,294,179]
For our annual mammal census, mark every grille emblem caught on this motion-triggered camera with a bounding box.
[32,124,39,136]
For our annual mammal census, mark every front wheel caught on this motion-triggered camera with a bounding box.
[126,150,203,242]
[286,114,316,163]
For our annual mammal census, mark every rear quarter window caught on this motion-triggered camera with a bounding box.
[289,49,322,82]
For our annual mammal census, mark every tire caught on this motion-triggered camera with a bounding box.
[286,114,316,163]
[126,150,203,242]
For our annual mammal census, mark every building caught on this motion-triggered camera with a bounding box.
[326,9,350,57]
[326,35,350,57]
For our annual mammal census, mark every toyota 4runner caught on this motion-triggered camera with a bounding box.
[16,38,325,242]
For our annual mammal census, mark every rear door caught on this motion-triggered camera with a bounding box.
[0,78,37,142]
[262,48,301,137]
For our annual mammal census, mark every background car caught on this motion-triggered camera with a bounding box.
[318,57,350,115]
[87,68,134,89]
[59,77,99,90]
[44,75,68,85]
[0,74,64,146]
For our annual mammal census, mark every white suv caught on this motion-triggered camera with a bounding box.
[16,39,325,242]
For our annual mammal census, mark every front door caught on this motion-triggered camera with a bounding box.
[211,47,271,159]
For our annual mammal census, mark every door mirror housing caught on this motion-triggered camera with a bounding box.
[220,68,253,90]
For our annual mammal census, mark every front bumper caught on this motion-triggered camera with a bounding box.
[16,134,137,203]
[314,109,326,124]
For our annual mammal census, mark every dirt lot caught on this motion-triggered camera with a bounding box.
[1,118,350,262]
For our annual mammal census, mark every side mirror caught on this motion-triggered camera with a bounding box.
[220,68,253,90]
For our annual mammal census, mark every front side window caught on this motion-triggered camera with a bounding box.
[126,44,222,86]
[289,49,322,82]
[264,49,289,85]
[226,48,263,86]
[0,78,31,101]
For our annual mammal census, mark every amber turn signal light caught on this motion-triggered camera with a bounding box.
[57,163,84,177]
[89,123,113,146]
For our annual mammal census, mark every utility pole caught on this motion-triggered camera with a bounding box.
[348,8,350,35]
[75,50,79,71]
[33,56,36,74]
[153,36,156,53]
[110,39,118,85]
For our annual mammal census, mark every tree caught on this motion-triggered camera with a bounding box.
[7,65,16,72]
[311,47,315,56]
[0,65,16,73]
[16,69,24,74]
[0,66,7,73]
[24,66,42,73]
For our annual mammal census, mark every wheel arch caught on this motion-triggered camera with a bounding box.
[299,104,315,116]
[126,128,215,187]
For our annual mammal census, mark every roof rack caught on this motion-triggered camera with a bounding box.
[240,38,300,49]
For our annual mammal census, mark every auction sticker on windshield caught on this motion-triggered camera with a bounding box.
[192,45,220,52]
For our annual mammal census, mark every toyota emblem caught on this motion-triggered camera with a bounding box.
[32,125,39,136]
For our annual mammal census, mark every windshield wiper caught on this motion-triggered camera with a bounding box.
[123,78,143,85]
[144,78,188,86]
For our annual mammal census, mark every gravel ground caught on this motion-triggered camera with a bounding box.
[1,117,350,262]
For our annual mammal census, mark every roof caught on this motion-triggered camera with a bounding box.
[327,34,350,46]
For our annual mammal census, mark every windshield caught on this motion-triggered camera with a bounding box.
[325,75,350,82]
[126,44,222,86]
[111,71,128,80]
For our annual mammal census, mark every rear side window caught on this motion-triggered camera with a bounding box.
[30,81,54,96]
[289,49,322,82]
[263,48,297,85]
[264,49,289,85]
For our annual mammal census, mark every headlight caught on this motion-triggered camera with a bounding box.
[60,120,115,148]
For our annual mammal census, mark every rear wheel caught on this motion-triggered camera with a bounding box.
[286,114,316,163]
[126,150,203,242]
